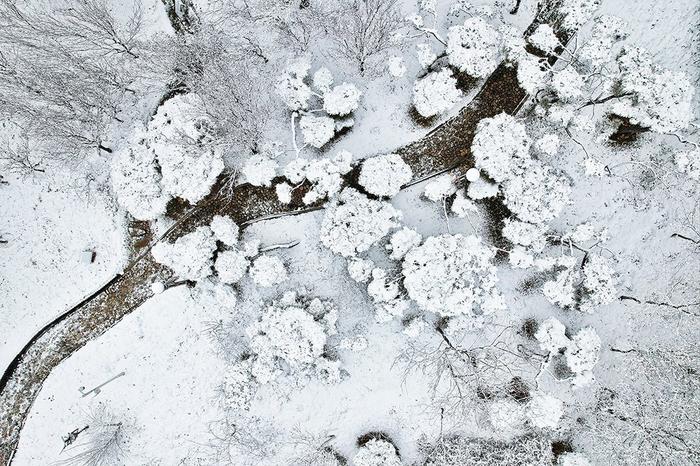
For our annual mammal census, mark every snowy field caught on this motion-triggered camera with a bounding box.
[1,0,699,465]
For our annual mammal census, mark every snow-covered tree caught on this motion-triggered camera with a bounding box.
[502,159,571,224]
[579,255,617,313]
[413,69,462,118]
[534,317,569,354]
[613,46,695,134]
[402,234,504,317]
[367,268,410,322]
[675,147,700,180]
[215,249,249,285]
[249,255,288,288]
[277,60,312,111]
[528,24,560,54]
[560,0,601,30]
[347,257,374,283]
[242,154,279,187]
[111,141,170,221]
[295,151,353,204]
[246,292,339,384]
[359,153,413,197]
[299,114,337,148]
[386,227,422,260]
[320,188,401,257]
[526,393,564,429]
[472,113,531,183]
[353,439,402,466]
[423,174,457,202]
[565,327,601,387]
[221,360,257,412]
[323,83,362,116]
[446,17,501,78]
[151,226,217,281]
[210,215,240,247]
[502,219,548,253]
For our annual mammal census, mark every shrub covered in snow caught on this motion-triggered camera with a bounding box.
[277,60,312,111]
[111,142,170,221]
[323,83,362,116]
[413,69,462,118]
[386,227,422,260]
[424,174,457,202]
[560,0,601,30]
[359,153,413,197]
[402,234,504,317]
[353,439,402,466]
[297,151,354,204]
[528,24,560,53]
[446,17,501,78]
[472,113,531,182]
[242,154,278,187]
[215,249,249,285]
[367,268,409,322]
[534,317,569,354]
[347,257,374,283]
[249,255,288,287]
[246,292,338,384]
[157,146,224,204]
[151,226,217,281]
[320,188,401,257]
[565,327,601,387]
[210,215,240,246]
[579,255,617,313]
[502,219,548,253]
[299,114,336,148]
[526,393,564,429]
[675,147,700,180]
[221,360,257,412]
[421,434,554,466]
[502,159,571,224]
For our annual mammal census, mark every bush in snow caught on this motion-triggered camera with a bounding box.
[579,15,627,68]
[367,268,410,322]
[451,191,479,217]
[388,55,407,78]
[156,146,224,204]
[249,255,288,287]
[675,147,700,180]
[502,219,548,253]
[502,159,570,224]
[613,46,695,134]
[359,153,413,197]
[446,17,501,78]
[560,0,601,30]
[467,177,499,200]
[299,114,336,148]
[189,277,237,315]
[276,60,312,111]
[295,151,353,204]
[526,393,564,429]
[386,227,422,260]
[242,154,278,187]
[353,439,402,466]
[402,234,504,317]
[246,291,338,385]
[534,134,561,157]
[424,174,457,202]
[320,188,401,257]
[413,69,462,118]
[323,83,362,116]
[221,360,257,412]
[347,257,374,283]
[550,67,585,102]
[472,113,531,183]
[579,255,617,313]
[528,24,560,54]
[111,142,170,221]
[565,327,601,386]
[487,399,526,438]
[151,226,217,281]
[215,249,249,285]
[534,317,569,354]
[210,215,240,246]
[516,53,552,95]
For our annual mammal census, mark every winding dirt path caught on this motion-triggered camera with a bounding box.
[0,6,574,463]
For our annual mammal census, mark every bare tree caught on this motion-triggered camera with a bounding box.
[324,0,403,75]
[581,344,700,465]
[0,0,144,170]
[56,404,131,466]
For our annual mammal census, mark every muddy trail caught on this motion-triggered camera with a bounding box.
[0,5,575,463]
